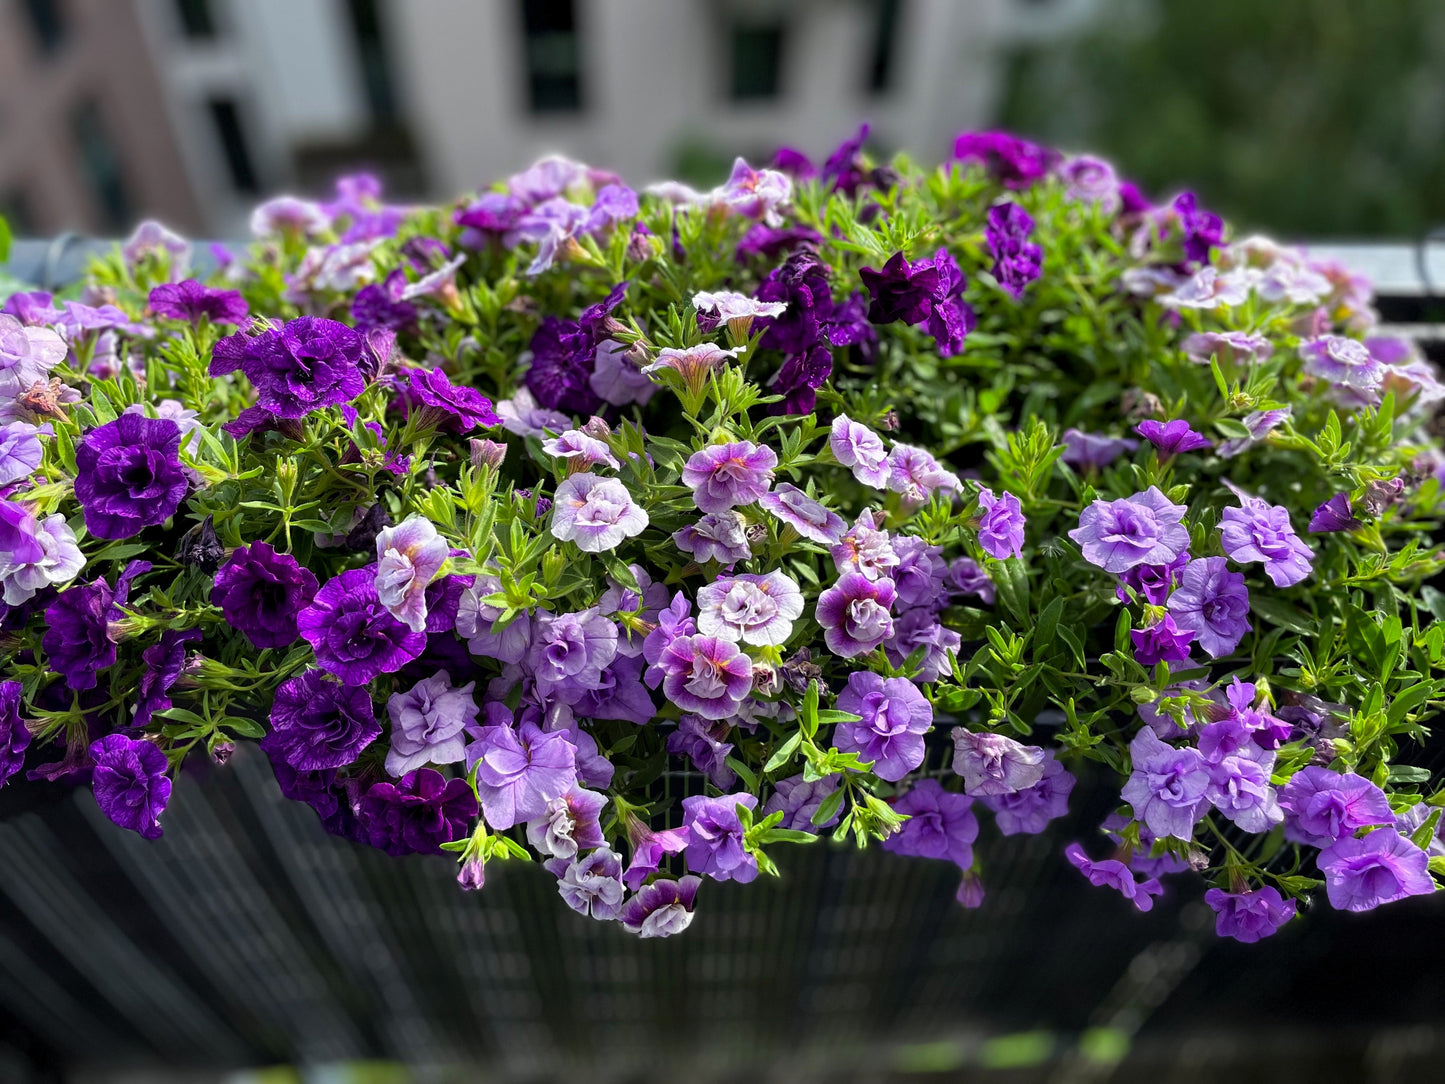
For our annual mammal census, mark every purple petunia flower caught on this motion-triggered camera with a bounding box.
[357,768,478,857]
[1061,428,1138,470]
[692,289,788,339]
[211,316,366,420]
[889,536,947,609]
[550,845,626,920]
[211,542,319,650]
[673,510,751,565]
[682,793,758,884]
[815,572,896,658]
[834,671,933,781]
[42,562,149,691]
[976,487,1025,560]
[859,249,976,356]
[682,441,777,514]
[1207,753,1282,833]
[0,422,44,487]
[1318,829,1436,913]
[1069,486,1190,573]
[542,428,619,472]
[1135,419,1211,457]
[1300,335,1383,391]
[1120,727,1211,841]
[981,752,1075,835]
[471,721,577,831]
[696,570,804,646]
[622,817,691,890]
[0,681,32,787]
[1131,613,1196,666]
[951,729,1046,796]
[1166,556,1250,658]
[73,414,188,540]
[385,670,478,777]
[1204,886,1296,943]
[394,366,499,433]
[1116,549,1189,606]
[882,779,978,869]
[1277,767,1395,849]
[373,515,451,632]
[526,608,619,703]
[829,414,890,488]
[589,339,655,407]
[1060,155,1121,211]
[1065,842,1164,912]
[763,773,842,833]
[1169,192,1224,264]
[716,158,791,223]
[297,568,426,685]
[951,131,1059,189]
[133,627,203,729]
[986,202,1043,298]
[649,634,753,720]
[886,443,962,505]
[665,714,735,789]
[89,733,172,840]
[263,669,379,771]
[549,473,649,553]
[883,606,962,684]
[759,483,847,544]
[1309,493,1361,534]
[0,314,67,397]
[1217,407,1291,459]
[621,875,701,938]
[832,510,899,582]
[1181,330,1274,366]
[1219,496,1314,587]
[149,280,248,326]
[947,556,995,605]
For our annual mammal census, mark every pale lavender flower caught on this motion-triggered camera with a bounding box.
[550,474,649,552]
[1219,496,1314,587]
[889,536,947,609]
[887,443,961,505]
[1166,556,1251,658]
[384,670,479,776]
[829,414,890,488]
[1060,155,1121,211]
[250,196,329,238]
[1062,428,1138,470]
[470,721,577,830]
[681,440,777,513]
[552,845,626,921]
[815,572,896,658]
[696,570,804,646]
[0,422,44,486]
[1300,335,1383,390]
[641,343,741,397]
[542,428,620,470]
[981,752,1075,835]
[1217,407,1290,458]
[672,510,751,564]
[831,510,898,581]
[692,290,788,338]
[0,315,67,397]
[1181,330,1274,366]
[1158,266,1253,310]
[1065,843,1164,912]
[951,729,1046,795]
[763,774,842,833]
[759,483,847,544]
[527,786,607,860]
[124,400,203,455]
[882,780,978,869]
[834,671,933,781]
[374,514,451,632]
[715,158,792,224]
[122,219,191,270]
[495,386,570,437]
[1069,486,1190,573]
[455,579,533,664]
[1207,753,1282,833]
[0,511,84,604]
[589,339,656,406]
[883,607,962,683]
[526,609,619,703]
[1120,727,1211,841]
[976,488,1026,560]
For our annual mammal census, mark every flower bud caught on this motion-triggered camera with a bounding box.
[469,438,507,468]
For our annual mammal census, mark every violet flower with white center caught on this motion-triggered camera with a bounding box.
[831,510,899,582]
[1069,486,1190,573]
[714,158,792,224]
[665,714,736,789]
[1216,406,1291,458]
[673,510,752,565]
[981,753,1075,835]
[526,786,607,860]
[763,774,842,833]
[1181,330,1274,366]
[526,609,618,703]
[951,729,1046,795]
[621,875,702,938]
[759,483,847,544]
[834,671,933,781]
[692,290,788,339]
[1300,335,1383,390]
[374,514,450,632]
[384,670,479,777]
[1061,428,1138,470]
[976,488,1026,560]
[649,633,753,720]
[829,414,890,488]
[470,721,578,831]
[681,440,777,513]
[696,570,804,646]
[542,428,620,471]
[1166,556,1250,658]
[1219,496,1314,587]
[550,473,649,552]
[1120,727,1211,841]
[0,511,84,604]
[815,572,896,658]
[495,386,571,438]
[589,340,655,406]
[886,443,961,505]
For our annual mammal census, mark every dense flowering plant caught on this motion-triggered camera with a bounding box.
[1,129,1444,944]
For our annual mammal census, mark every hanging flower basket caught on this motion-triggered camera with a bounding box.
[0,129,1442,943]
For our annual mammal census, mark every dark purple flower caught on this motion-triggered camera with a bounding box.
[269,757,360,840]
[357,768,478,857]
[951,131,1059,188]
[394,366,499,433]
[1309,493,1360,534]
[882,779,978,869]
[149,280,248,326]
[133,628,204,728]
[89,733,172,840]
[770,145,818,179]
[0,681,31,786]
[1115,550,1189,606]
[351,271,419,333]
[821,123,870,196]
[211,542,319,650]
[769,344,832,415]
[1170,192,1224,264]
[754,249,835,356]
[1204,886,1296,943]
[297,568,426,685]
[621,875,701,938]
[1166,556,1250,658]
[211,316,366,420]
[736,224,824,262]
[523,285,629,415]
[455,192,528,243]
[73,414,188,540]
[1318,829,1435,913]
[42,562,149,690]
[860,250,975,356]
[1135,419,1211,457]
[262,669,380,771]
[682,793,758,884]
[1064,842,1164,912]
[985,202,1042,298]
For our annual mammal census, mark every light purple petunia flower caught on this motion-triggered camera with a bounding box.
[0,422,44,487]
[1206,753,1282,833]
[673,510,751,565]
[550,473,649,552]
[1277,767,1395,848]
[649,634,753,720]
[527,786,608,860]
[666,714,735,789]
[758,483,846,545]
[1309,493,1360,533]
[385,670,478,777]
[834,671,933,781]
[692,289,788,339]
[883,607,962,683]
[681,441,777,514]
[0,510,84,605]
[1318,829,1436,913]
[763,774,842,834]
[831,510,899,582]
[1060,155,1121,210]
[621,875,701,938]
[495,386,570,438]
[829,414,890,488]
[471,721,578,830]
[881,779,978,869]
[374,514,451,632]
[1219,496,1314,587]
[696,570,804,646]
[1217,407,1290,459]
[1135,419,1211,457]
[542,428,620,470]
[986,202,1043,298]
[889,536,947,609]
[1204,886,1296,943]
[641,343,742,397]
[951,729,1046,795]
[981,752,1075,835]
[815,572,896,658]
[622,818,691,890]
[947,556,995,605]
[589,339,656,406]
[1120,727,1211,841]
[1300,335,1383,390]
[886,443,962,505]
[1166,556,1250,658]
[1061,428,1138,470]
[1181,330,1274,366]
[715,158,792,223]
[526,608,619,703]
[682,793,759,884]
[1069,486,1190,573]
[548,845,626,921]
[1064,842,1164,912]
[976,488,1025,560]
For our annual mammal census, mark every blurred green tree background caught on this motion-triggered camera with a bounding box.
[1001,0,1445,238]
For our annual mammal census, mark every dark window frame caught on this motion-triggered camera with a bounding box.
[519,0,584,115]
[206,97,260,194]
[728,20,787,102]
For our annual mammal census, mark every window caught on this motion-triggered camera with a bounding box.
[520,0,582,114]
[70,102,131,231]
[22,0,67,55]
[865,0,903,94]
[729,22,785,101]
[173,0,217,39]
[207,98,259,193]
[346,0,399,121]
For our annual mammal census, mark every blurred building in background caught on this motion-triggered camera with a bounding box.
[0,0,1099,238]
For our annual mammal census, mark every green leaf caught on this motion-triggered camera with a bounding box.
[1247,595,1317,636]
[811,784,846,826]
[763,732,803,773]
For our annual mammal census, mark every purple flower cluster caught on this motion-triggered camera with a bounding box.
[860,249,976,356]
